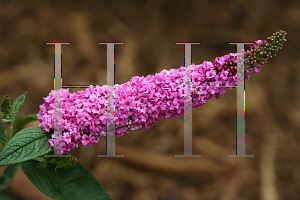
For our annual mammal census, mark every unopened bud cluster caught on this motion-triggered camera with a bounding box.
[0,95,11,119]
[243,30,287,75]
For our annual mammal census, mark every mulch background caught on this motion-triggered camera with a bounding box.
[0,0,300,199]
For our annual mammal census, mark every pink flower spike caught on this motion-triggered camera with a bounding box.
[38,30,287,154]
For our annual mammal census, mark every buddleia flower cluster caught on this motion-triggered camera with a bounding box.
[37,30,287,154]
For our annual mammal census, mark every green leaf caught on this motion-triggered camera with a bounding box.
[0,121,5,145]
[10,92,27,125]
[35,160,48,169]
[11,113,39,137]
[21,160,112,200]
[0,127,52,166]
[0,163,20,190]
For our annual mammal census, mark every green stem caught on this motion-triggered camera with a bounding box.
[6,122,12,142]
[10,123,12,141]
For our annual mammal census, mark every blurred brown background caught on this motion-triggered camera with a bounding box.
[0,0,299,199]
